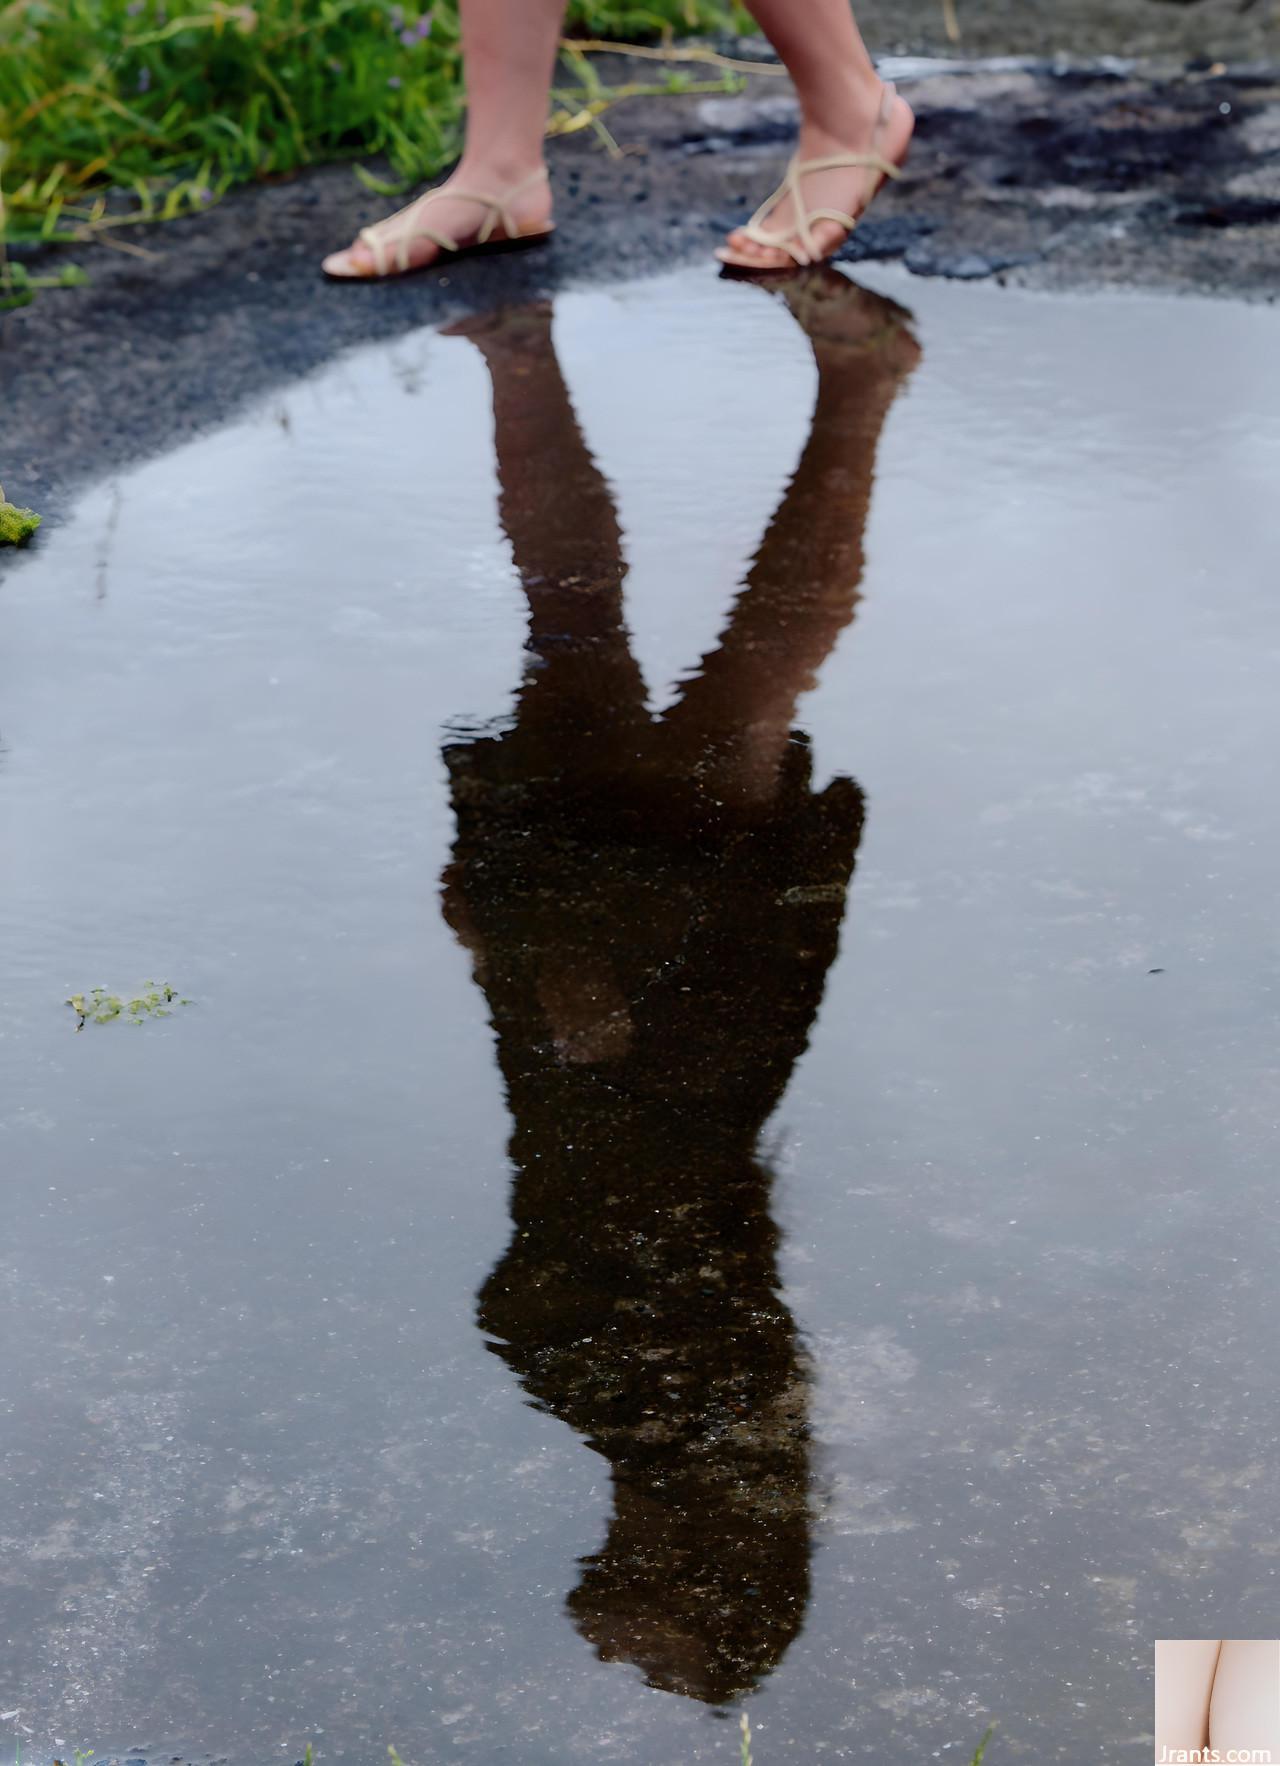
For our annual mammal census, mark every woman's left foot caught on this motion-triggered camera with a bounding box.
[322,164,552,280]
[717,82,914,272]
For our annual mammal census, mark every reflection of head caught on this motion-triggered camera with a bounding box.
[441,274,918,1702]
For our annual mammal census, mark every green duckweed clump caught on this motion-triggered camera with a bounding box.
[66,981,192,1029]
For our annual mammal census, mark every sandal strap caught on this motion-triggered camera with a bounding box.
[791,151,902,178]
[741,81,902,265]
[359,165,549,277]
[738,218,814,268]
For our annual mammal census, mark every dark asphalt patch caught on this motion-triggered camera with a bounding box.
[2,53,1277,522]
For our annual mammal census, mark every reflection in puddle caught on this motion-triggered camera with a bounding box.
[5,265,1280,1766]
[441,277,917,1700]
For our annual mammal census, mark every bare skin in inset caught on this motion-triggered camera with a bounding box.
[1155,1639,1280,1761]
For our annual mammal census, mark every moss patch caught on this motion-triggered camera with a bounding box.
[0,495,42,544]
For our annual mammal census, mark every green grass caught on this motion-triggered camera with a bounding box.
[0,0,751,274]
[0,483,44,541]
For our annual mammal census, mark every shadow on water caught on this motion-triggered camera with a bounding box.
[438,272,921,1705]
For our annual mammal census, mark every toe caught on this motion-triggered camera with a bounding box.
[808,219,848,261]
[727,229,771,262]
[321,241,376,279]
[717,229,794,272]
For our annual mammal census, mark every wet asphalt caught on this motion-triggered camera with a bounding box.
[2,47,1278,523]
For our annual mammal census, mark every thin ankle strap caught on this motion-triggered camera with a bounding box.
[416,166,549,247]
[501,165,550,201]
[480,166,549,241]
[359,164,551,272]
[790,83,902,185]
[792,151,902,176]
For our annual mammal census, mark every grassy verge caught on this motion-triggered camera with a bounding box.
[0,0,752,277]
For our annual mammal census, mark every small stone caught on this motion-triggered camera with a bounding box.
[839,213,939,262]
[904,244,1041,280]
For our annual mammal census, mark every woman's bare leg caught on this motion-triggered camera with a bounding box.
[324,0,566,278]
[721,0,913,271]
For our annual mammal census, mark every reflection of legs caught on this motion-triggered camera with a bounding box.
[662,271,918,806]
[442,302,649,1059]
[444,303,648,747]
[325,0,564,277]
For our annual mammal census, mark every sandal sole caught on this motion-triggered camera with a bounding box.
[321,226,555,284]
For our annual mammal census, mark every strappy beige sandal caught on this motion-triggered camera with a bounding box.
[322,166,553,281]
[716,83,909,272]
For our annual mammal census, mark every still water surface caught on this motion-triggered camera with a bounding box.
[2,265,1279,1764]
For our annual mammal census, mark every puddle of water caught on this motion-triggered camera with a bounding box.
[2,265,1279,1766]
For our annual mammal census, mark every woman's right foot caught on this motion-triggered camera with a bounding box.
[718,83,913,273]
[322,163,553,280]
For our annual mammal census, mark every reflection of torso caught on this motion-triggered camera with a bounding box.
[444,722,865,1701]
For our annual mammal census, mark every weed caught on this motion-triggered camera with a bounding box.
[66,980,192,1029]
[0,258,89,313]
